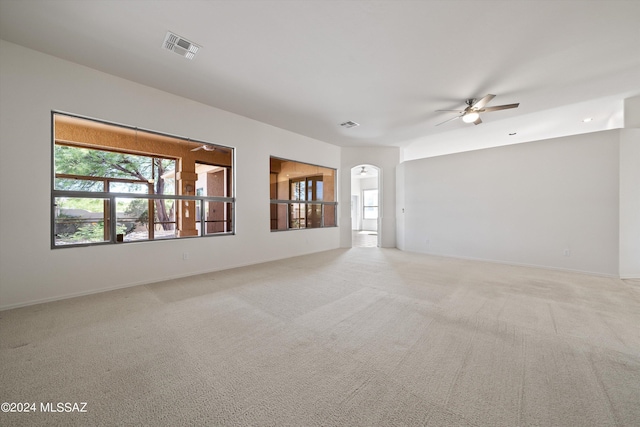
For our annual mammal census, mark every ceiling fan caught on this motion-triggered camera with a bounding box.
[191,144,231,154]
[191,144,216,152]
[436,94,519,126]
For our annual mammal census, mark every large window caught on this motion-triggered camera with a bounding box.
[52,113,234,247]
[270,157,337,231]
[363,189,378,219]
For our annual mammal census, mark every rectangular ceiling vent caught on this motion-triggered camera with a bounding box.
[340,121,360,129]
[163,31,200,60]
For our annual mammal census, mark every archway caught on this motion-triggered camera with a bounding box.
[350,164,380,247]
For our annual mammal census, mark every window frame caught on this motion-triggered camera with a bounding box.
[362,188,379,220]
[269,156,337,232]
[51,111,236,248]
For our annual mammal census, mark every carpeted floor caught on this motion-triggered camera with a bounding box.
[1,248,639,426]
[352,230,378,248]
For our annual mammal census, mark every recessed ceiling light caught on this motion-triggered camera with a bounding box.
[340,121,360,129]
[582,118,593,123]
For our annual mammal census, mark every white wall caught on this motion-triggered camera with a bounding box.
[340,147,399,248]
[624,95,640,128]
[397,131,621,276]
[350,173,361,231]
[0,40,341,309]
[619,95,640,277]
[619,129,640,278]
[395,160,406,251]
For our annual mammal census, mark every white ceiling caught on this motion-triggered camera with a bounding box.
[1,0,639,153]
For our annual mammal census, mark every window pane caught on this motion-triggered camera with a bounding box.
[305,177,323,201]
[109,182,149,194]
[152,199,177,240]
[115,198,178,242]
[290,203,305,229]
[306,204,323,228]
[363,189,378,206]
[154,159,176,195]
[55,145,154,181]
[324,204,336,227]
[54,197,110,246]
[363,189,378,220]
[117,198,150,241]
[291,180,306,201]
[55,177,104,192]
[270,203,288,231]
[195,164,227,197]
[363,207,378,220]
[202,201,232,235]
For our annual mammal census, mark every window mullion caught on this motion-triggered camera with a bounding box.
[109,194,117,243]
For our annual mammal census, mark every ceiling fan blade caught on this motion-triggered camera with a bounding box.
[470,94,496,110]
[436,109,465,113]
[479,103,520,112]
[435,114,463,126]
[473,116,483,125]
[192,144,230,153]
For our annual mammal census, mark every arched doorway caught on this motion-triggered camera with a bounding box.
[351,164,380,247]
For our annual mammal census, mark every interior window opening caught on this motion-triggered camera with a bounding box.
[193,162,233,235]
[269,157,337,231]
[52,112,234,247]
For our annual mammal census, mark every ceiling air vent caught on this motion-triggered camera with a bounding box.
[163,31,200,60]
[340,121,360,129]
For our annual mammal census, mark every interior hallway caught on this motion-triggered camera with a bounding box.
[352,230,378,248]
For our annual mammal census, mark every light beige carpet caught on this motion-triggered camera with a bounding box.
[1,248,639,426]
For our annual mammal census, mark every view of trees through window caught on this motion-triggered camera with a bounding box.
[54,144,177,244]
[52,113,234,247]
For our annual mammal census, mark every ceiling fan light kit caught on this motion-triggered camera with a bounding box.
[436,94,519,126]
[462,112,480,123]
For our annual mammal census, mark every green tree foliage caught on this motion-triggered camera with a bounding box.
[56,145,155,182]
[124,199,149,228]
[68,221,126,243]
[55,145,176,230]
